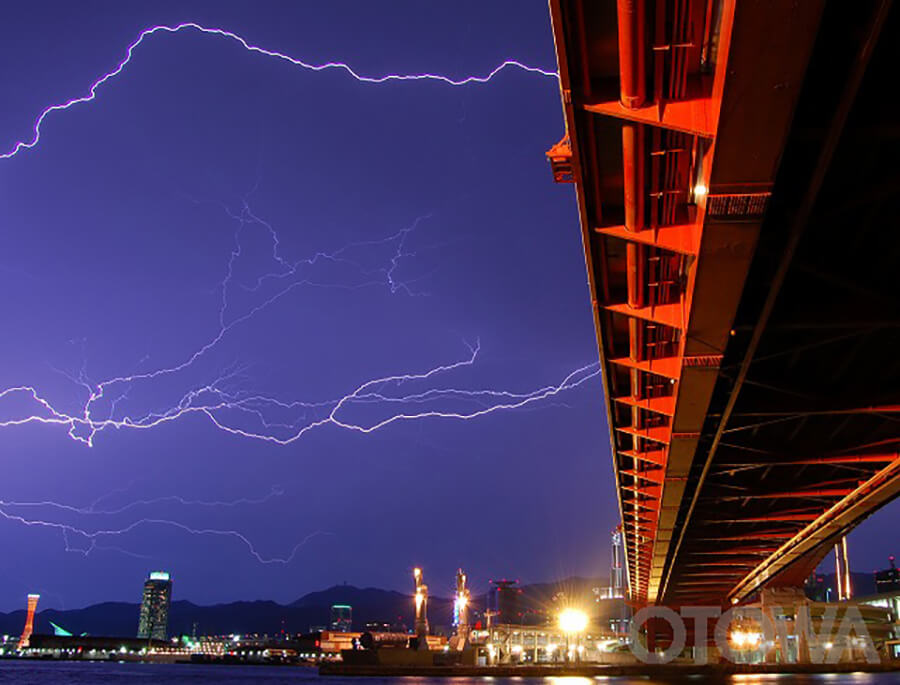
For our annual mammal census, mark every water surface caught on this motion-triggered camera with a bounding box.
[0,662,893,684]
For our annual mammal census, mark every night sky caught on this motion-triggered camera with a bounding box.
[0,1,895,613]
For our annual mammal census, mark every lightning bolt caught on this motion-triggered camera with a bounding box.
[0,21,592,570]
[1,346,600,445]
[2,21,559,160]
[0,487,327,563]
[2,484,285,516]
[202,347,601,444]
[1,192,599,448]
[0,199,433,446]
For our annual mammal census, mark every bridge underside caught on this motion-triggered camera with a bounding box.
[549,0,900,606]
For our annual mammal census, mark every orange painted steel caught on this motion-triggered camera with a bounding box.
[546,0,865,607]
[546,136,575,183]
[616,0,647,108]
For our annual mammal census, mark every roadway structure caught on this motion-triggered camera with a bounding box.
[547,0,899,608]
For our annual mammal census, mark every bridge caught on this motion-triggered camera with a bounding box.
[547,0,899,607]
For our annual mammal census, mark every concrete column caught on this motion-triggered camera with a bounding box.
[796,603,811,664]
[760,589,779,664]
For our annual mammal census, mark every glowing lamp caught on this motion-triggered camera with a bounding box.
[558,608,589,634]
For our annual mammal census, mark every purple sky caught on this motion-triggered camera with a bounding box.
[0,0,895,612]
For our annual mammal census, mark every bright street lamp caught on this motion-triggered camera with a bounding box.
[558,608,589,664]
[558,608,589,634]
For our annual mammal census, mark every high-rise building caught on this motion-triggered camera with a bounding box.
[329,604,352,632]
[805,572,830,602]
[137,571,173,641]
[17,594,40,649]
[876,556,900,593]
[488,579,521,624]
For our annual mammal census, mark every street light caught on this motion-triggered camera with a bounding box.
[558,609,588,663]
[558,608,588,634]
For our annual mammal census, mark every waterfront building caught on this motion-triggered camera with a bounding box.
[716,587,893,664]
[137,571,173,641]
[857,583,900,659]
[875,556,900,594]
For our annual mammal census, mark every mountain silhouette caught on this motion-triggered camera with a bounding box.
[0,577,603,639]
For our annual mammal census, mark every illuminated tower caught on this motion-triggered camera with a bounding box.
[834,536,852,601]
[17,594,40,650]
[413,567,429,647]
[453,568,471,648]
[610,528,624,598]
[137,571,173,641]
[453,568,470,627]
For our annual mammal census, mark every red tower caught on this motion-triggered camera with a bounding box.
[17,594,40,650]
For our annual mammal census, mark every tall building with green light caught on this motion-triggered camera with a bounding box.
[330,604,352,632]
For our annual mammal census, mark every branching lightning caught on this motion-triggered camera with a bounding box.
[0,19,593,572]
[1,484,286,516]
[0,23,582,448]
[2,21,558,160]
[0,491,328,564]
[0,198,599,448]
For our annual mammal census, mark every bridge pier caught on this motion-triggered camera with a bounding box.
[796,603,811,665]
[645,616,658,654]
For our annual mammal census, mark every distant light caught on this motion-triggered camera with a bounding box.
[693,184,708,198]
[558,608,589,634]
[731,597,739,605]
[149,572,170,581]
[825,642,833,649]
